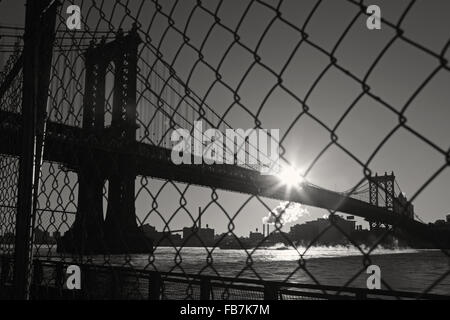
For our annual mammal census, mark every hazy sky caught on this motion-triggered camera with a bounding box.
[1,0,449,237]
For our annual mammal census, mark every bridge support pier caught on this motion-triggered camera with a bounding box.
[57,26,152,254]
[57,160,106,254]
[103,159,152,254]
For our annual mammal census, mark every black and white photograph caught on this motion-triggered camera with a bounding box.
[0,0,449,310]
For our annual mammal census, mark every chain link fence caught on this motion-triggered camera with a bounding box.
[1,0,450,299]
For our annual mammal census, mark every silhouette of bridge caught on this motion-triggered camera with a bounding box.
[0,27,442,254]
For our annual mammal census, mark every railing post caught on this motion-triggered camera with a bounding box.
[111,269,122,300]
[1,256,11,286]
[13,0,58,300]
[149,271,162,300]
[32,260,43,299]
[55,262,64,298]
[200,277,211,300]
[264,283,279,300]
[355,291,367,300]
[80,265,88,300]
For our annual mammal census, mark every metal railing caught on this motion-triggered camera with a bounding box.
[2,258,448,300]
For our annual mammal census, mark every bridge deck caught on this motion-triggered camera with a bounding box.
[0,110,443,246]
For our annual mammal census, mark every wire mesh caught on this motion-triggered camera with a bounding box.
[0,0,450,299]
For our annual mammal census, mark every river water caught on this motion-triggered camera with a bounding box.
[39,245,450,295]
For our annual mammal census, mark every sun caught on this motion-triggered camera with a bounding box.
[277,165,305,188]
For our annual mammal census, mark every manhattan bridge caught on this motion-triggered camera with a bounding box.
[0,0,449,300]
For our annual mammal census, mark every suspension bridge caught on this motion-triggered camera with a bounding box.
[1,25,446,255]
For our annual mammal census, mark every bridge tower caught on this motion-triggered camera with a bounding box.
[367,172,395,231]
[58,26,152,254]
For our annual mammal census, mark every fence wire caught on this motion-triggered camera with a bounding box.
[1,0,450,299]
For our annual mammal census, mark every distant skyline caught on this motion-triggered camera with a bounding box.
[1,0,449,237]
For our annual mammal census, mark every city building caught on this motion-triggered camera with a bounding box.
[266,230,290,245]
[289,215,356,245]
[430,217,450,230]
[249,228,264,242]
[34,228,51,244]
[140,224,182,246]
[182,225,215,247]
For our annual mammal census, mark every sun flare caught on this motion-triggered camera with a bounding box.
[277,165,305,188]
